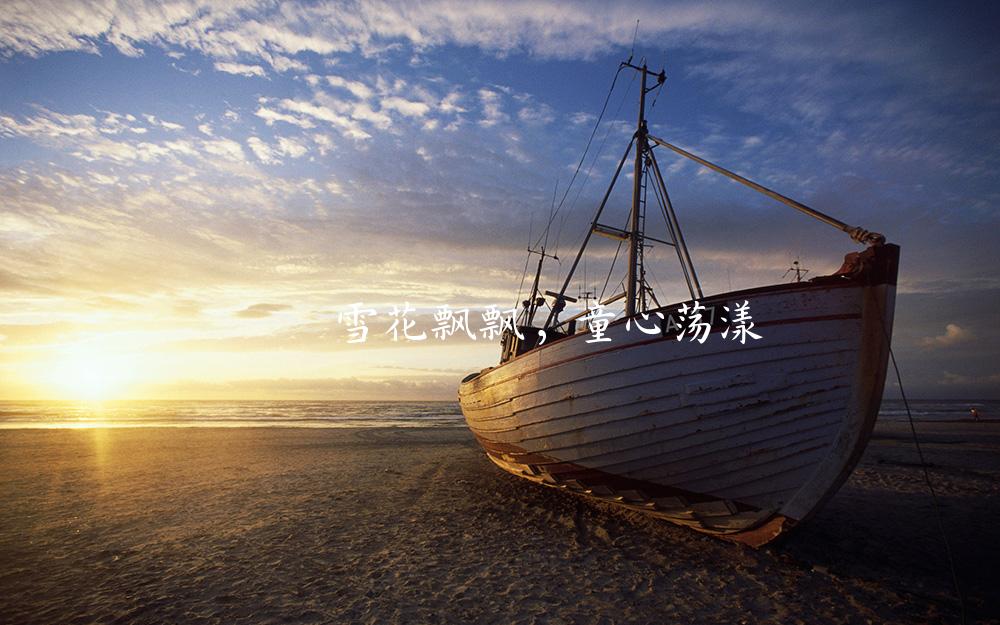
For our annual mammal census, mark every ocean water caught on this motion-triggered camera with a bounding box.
[878,399,997,422]
[0,400,464,429]
[0,399,993,429]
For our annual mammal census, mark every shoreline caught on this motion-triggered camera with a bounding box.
[2,421,997,623]
[0,419,995,431]
[0,423,470,430]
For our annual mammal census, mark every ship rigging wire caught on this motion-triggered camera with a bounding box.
[554,67,639,299]
[532,64,628,252]
[523,63,636,303]
[561,62,639,257]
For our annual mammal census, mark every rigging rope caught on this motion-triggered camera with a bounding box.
[600,239,624,301]
[520,63,634,313]
[648,77,666,112]
[553,211,569,261]
[543,179,558,251]
[533,64,626,250]
[569,62,639,215]
[598,210,634,301]
[542,63,638,262]
[514,211,536,308]
[560,69,640,295]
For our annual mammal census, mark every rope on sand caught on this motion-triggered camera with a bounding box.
[878,298,967,624]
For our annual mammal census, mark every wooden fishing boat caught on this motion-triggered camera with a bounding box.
[458,60,898,547]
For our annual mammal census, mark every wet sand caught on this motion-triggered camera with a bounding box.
[1,420,997,624]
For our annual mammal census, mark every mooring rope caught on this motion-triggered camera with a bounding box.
[876,296,967,624]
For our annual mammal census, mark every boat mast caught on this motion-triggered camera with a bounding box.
[622,61,702,312]
[543,59,705,329]
[626,63,648,318]
[536,58,888,335]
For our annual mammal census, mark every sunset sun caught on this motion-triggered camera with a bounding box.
[44,348,136,401]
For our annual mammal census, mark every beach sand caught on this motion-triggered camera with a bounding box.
[1,421,997,624]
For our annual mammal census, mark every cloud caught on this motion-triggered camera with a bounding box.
[517,102,555,125]
[312,133,334,155]
[0,1,781,63]
[279,98,372,139]
[236,303,292,318]
[439,91,466,114]
[381,96,430,118]
[0,0,995,121]
[326,74,373,99]
[246,136,278,164]
[249,135,308,164]
[477,88,507,127]
[941,371,1000,387]
[0,106,99,140]
[255,104,316,129]
[213,61,266,78]
[270,54,307,73]
[921,323,972,348]
[90,172,119,185]
[98,111,146,134]
[0,107,175,163]
[0,322,81,346]
[348,101,392,130]
[277,136,307,158]
[201,138,246,161]
[0,107,267,171]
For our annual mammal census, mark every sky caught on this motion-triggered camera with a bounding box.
[0,0,998,401]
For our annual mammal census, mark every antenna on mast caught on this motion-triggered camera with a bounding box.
[783,258,809,283]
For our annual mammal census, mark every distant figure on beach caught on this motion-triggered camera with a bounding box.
[970,407,980,421]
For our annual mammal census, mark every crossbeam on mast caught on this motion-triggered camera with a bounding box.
[592,223,675,247]
[592,223,629,241]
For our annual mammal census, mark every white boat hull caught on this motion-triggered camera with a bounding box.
[459,245,899,546]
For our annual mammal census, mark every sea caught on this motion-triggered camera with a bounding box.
[0,401,465,429]
[0,399,995,429]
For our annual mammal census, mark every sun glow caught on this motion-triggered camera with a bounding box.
[43,346,138,401]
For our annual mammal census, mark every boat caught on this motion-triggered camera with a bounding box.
[457,59,899,547]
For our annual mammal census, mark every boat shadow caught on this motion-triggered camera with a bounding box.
[459,426,998,621]
[774,464,998,621]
